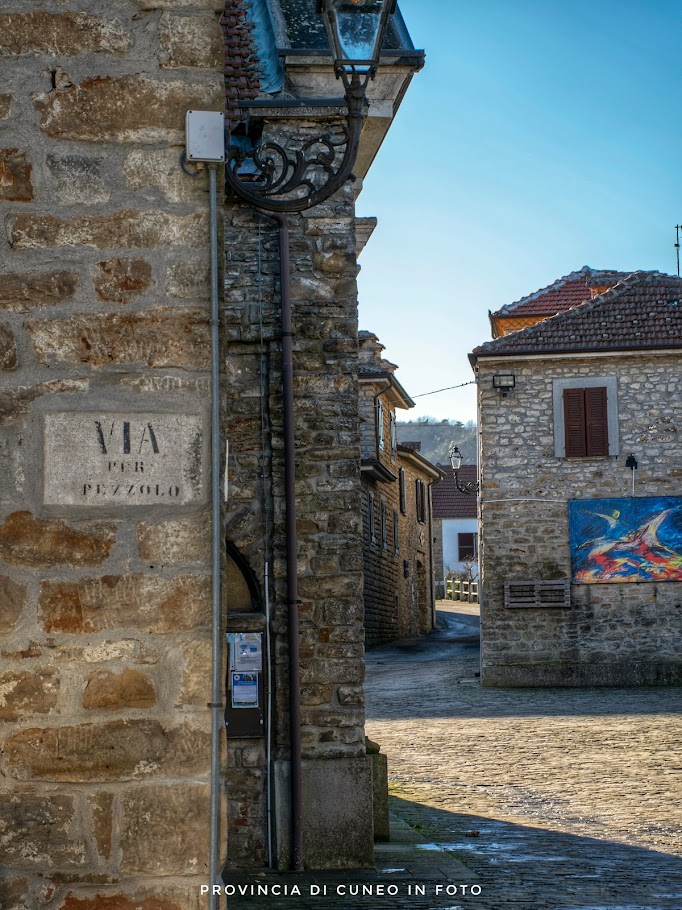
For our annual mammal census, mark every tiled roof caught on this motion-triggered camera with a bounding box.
[492,266,632,319]
[472,272,682,360]
[432,466,478,519]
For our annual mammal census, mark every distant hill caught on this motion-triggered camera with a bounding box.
[397,419,477,466]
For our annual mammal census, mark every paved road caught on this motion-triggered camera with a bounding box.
[365,601,682,910]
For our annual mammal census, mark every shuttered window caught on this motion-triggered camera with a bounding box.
[563,387,608,457]
[399,468,407,514]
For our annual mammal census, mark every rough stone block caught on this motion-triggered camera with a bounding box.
[176,637,211,706]
[39,574,211,633]
[120,784,210,874]
[47,154,110,205]
[125,148,208,203]
[0,575,26,632]
[0,379,89,428]
[4,719,168,781]
[0,271,78,310]
[0,876,29,910]
[9,210,207,250]
[94,258,152,303]
[0,668,59,721]
[33,75,222,143]
[312,251,359,276]
[137,514,210,565]
[0,324,17,370]
[28,309,209,368]
[369,751,390,841]
[0,790,85,869]
[83,669,156,710]
[274,757,374,869]
[0,94,10,119]
[0,512,114,567]
[0,13,131,55]
[88,792,114,859]
[159,13,223,68]
[166,261,209,299]
[0,149,33,201]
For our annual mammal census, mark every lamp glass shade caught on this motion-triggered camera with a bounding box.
[321,0,392,72]
[450,447,463,471]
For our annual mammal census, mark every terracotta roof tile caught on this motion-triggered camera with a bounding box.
[221,0,260,130]
[432,465,478,519]
[492,266,632,319]
[472,272,682,360]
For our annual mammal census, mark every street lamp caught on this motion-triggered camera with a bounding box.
[449,445,480,496]
[224,0,397,212]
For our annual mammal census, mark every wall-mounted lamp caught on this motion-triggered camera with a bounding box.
[225,0,398,212]
[448,444,480,496]
[625,453,638,496]
[492,373,516,395]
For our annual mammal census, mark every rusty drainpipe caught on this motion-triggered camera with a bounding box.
[258,210,304,872]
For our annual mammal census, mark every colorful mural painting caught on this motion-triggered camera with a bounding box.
[568,497,682,583]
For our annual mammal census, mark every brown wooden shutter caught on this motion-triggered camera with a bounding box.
[563,388,586,457]
[585,386,608,456]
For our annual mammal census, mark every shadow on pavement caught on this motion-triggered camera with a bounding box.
[389,794,682,910]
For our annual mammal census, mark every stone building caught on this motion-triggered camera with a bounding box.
[431,463,478,599]
[358,332,441,646]
[0,0,423,906]
[470,270,682,687]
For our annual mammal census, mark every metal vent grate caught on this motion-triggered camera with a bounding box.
[504,579,570,609]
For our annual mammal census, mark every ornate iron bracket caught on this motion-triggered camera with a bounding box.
[452,468,480,497]
[224,73,368,213]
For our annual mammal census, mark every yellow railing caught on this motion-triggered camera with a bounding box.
[445,579,479,603]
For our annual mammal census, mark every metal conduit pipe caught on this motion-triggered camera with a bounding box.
[208,162,224,910]
[258,210,304,872]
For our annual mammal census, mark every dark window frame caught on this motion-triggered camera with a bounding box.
[563,386,608,458]
[368,491,376,544]
[458,531,478,561]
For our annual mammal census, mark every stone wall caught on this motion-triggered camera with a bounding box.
[477,353,682,686]
[0,2,223,907]
[222,179,371,869]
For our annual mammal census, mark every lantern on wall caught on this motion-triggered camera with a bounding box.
[317,0,397,84]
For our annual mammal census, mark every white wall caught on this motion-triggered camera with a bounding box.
[442,518,479,579]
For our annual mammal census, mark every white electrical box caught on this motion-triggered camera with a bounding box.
[185,110,225,162]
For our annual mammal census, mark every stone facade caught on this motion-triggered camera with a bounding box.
[0,0,423,895]
[0,2,223,907]
[358,334,439,646]
[475,352,682,686]
[222,185,371,870]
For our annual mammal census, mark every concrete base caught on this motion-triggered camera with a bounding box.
[483,660,682,687]
[274,757,374,871]
[369,752,390,842]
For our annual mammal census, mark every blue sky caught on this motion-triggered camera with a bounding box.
[356,0,682,422]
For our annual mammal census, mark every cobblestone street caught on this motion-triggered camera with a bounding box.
[365,601,682,910]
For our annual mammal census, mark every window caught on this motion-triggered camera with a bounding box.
[389,410,397,458]
[376,399,385,451]
[553,376,618,458]
[563,387,608,457]
[368,491,376,543]
[381,501,387,550]
[393,509,400,556]
[458,532,478,561]
[399,468,406,514]
[415,479,426,524]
